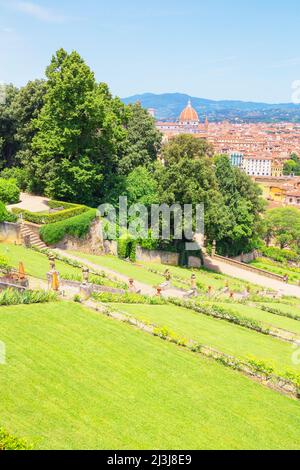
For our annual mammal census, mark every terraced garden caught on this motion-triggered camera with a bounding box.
[1,302,300,450]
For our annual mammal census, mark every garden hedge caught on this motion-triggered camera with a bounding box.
[12,201,90,225]
[40,209,98,245]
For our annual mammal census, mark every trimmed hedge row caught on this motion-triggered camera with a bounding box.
[0,289,58,306]
[40,209,98,245]
[12,203,90,225]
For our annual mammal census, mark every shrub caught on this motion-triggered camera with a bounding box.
[0,178,20,204]
[0,201,18,223]
[0,428,32,450]
[0,255,9,270]
[12,204,90,225]
[40,209,97,245]
[168,297,270,335]
[117,234,137,262]
[261,245,300,263]
[92,291,167,305]
[0,167,29,191]
[0,289,58,306]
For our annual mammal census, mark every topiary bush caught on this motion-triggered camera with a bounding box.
[40,209,97,245]
[0,178,20,204]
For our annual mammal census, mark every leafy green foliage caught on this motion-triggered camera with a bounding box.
[12,203,89,225]
[29,49,127,205]
[40,209,97,245]
[0,167,29,191]
[0,289,57,306]
[0,177,20,204]
[214,155,265,256]
[263,207,300,251]
[283,153,300,176]
[92,291,166,304]
[0,427,32,450]
[0,201,17,223]
[118,102,162,176]
[260,245,300,263]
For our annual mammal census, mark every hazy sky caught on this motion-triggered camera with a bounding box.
[1,0,300,102]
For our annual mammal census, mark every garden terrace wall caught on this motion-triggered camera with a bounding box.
[205,254,285,282]
[136,246,180,266]
[0,222,21,244]
[60,279,125,295]
[52,218,104,255]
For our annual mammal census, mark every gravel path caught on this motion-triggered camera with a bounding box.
[54,249,186,299]
[8,193,50,213]
[207,256,300,299]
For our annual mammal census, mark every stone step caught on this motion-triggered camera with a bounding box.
[20,224,47,249]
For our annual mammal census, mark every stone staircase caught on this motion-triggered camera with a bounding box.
[20,224,47,250]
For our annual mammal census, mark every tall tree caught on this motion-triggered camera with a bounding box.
[214,155,265,256]
[157,135,231,248]
[0,84,19,169]
[118,103,162,176]
[30,49,126,205]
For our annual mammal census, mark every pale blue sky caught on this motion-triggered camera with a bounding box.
[1,0,300,102]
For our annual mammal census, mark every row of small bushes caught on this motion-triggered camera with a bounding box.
[168,297,270,335]
[0,427,32,450]
[127,320,300,396]
[92,291,167,305]
[0,289,58,306]
[39,209,98,245]
[260,245,300,264]
[12,204,90,225]
[63,272,128,291]
[261,304,300,322]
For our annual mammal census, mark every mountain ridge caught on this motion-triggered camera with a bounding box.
[122,92,300,123]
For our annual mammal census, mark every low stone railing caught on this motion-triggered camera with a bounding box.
[60,279,125,295]
[212,254,285,282]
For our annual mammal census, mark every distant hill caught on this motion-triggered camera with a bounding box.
[122,93,300,123]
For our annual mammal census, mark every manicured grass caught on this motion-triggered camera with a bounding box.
[250,258,300,285]
[1,302,300,450]
[208,302,300,336]
[139,260,259,292]
[68,251,166,286]
[113,303,300,377]
[0,243,80,280]
[262,302,300,317]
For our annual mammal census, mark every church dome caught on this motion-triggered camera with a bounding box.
[179,100,199,123]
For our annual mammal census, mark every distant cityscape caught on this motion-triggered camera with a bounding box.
[147,99,300,209]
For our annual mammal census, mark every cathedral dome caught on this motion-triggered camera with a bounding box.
[179,100,199,123]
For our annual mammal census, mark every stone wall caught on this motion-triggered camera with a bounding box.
[135,246,179,266]
[53,218,104,255]
[233,251,258,263]
[0,222,21,244]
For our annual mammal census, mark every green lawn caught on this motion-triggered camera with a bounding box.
[206,302,300,336]
[69,250,260,293]
[112,303,300,377]
[68,251,167,286]
[139,260,259,292]
[1,302,300,450]
[0,243,80,280]
[250,258,300,285]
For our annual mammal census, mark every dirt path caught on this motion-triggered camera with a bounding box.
[206,256,300,299]
[54,249,186,299]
